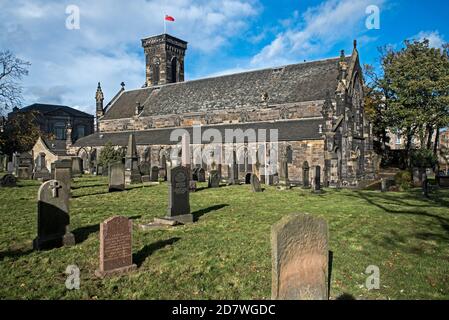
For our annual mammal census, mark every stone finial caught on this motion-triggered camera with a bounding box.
[353,39,357,49]
[121,82,126,90]
[95,82,104,102]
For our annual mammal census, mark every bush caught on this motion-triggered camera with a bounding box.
[98,142,125,168]
[395,171,412,191]
[411,149,438,168]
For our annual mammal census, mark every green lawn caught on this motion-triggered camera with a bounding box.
[0,176,448,300]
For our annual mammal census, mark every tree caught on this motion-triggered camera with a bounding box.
[0,110,42,157]
[98,142,125,168]
[0,51,31,114]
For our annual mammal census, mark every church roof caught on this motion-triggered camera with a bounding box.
[74,118,324,147]
[102,57,347,120]
[12,103,94,118]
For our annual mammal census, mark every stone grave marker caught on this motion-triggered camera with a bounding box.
[71,157,83,177]
[54,159,72,197]
[271,213,329,300]
[150,166,159,182]
[95,216,137,278]
[208,170,220,188]
[313,166,322,193]
[7,161,14,173]
[17,152,33,179]
[167,166,193,223]
[197,168,206,182]
[33,153,51,181]
[139,161,151,181]
[33,180,75,250]
[250,174,262,192]
[422,173,429,198]
[381,178,387,192]
[302,162,310,188]
[124,134,141,184]
[109,162,125,192]
[0,174,17,187]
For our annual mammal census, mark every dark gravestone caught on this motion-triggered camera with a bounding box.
[208,170,220,188]
[17,152,33,179]
[33,180,75,250]
[198,168,206,182]
[139,161,151,176]
[189,180,197,192]
[245,173,252,184]
[167,166,192,223]
[438,176,449,188]
[95,216,137,278]
[71,157,83,177]
[124,134,141,184]
[422,173,429,198]
[192,167,199,181]
[0,174,17,187]
[109,162,125,192]
[159,167,167,181]
[302,162,310,188]
[250,174,262,192]
[150,166,159,182]
[313,166,322,193]
[54,160,72,198]
[272,213,329,300]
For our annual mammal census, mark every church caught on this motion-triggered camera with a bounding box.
[72,33,377,187]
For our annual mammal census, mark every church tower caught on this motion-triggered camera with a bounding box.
[141,34,187,86]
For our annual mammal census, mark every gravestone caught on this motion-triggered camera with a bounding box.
[54,159,72,197]
[33,153,51,181]
[197,168,206,182]
[17,152,33,179]
[422,173,429,198]
[159,167,167,181]
[245,173,252,184]
[96,165,103,176]
[7,161,14,173]
[124,134,142,184]
[302,162,310,188]
[139,161,151,176]
[33,180,75,250]
[250,174,262,192]
[0,174,17,187]
[109,162,125,192]
[71,157,83,177]
[189,180,197,192]
[313,166,322,194]
[208,170,220,188]
[381,178,387,192]
[167,166,193,223]
[271,213,329,300]
[150,166,159,182]
[95,216,137,278]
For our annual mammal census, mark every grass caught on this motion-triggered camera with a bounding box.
[0,175,448,300]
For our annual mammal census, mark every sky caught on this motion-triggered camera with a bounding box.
[1,0,448,115]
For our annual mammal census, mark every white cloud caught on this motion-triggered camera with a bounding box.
[0,0,260,114]
[413,30,446,48]
[251,0,384,68]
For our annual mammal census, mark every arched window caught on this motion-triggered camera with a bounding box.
[152,64,160,85]
[171,57,178,82]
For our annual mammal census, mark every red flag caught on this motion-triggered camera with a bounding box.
[165,15,175,22]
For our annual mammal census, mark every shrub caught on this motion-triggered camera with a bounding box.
[98,142,125,168]
[410,149,438,168]
[395,170,412,191]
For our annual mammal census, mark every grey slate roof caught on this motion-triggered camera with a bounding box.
[42,138,68,156]
[12,103,94,118]
[74,118,324,147]
[102,57,346,120]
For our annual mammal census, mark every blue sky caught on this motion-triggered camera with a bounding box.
[0,0,447,115]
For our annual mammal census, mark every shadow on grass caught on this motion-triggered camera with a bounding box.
[191,204,229,221]
[71,183,109,190]
[133,237,181,267]
[73,215,142,244]
[0,248,33,261]
[72,185,146,199]
[335,293,356,300]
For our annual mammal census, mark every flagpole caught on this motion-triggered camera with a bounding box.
[164,14,166,34]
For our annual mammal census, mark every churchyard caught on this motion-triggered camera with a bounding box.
[0,174,448,300]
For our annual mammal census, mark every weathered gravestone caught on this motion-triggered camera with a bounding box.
[7,162,14,173]
[150,166,159,182]
[53,159,72,197]
[302,162,310,189]
[313,166,322,194]
[381,178,387,192]
[245,173,252,184]
[422,173,429,198]
[208,170,220,188]
[109,162,125,192]
[197,168,206,182]
[271,213,329,300]
[0,174,17,187]
[139,161,151,178]
[250,174,262,192]
[17,152,33,179]
[96,165,103,176]
[124,134,142,184]
[95,216,137,278]
[71,157,83,177]
[167,166,193,223]
[33,153,51,181]
[33,180,75,250]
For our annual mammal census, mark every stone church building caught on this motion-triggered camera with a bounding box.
[72,33,377,187]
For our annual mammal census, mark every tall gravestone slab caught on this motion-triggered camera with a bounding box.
[109,162,125,192]
[302,162,310,189]
[54,160,72,197]
[71,157,83,177]
[95,216,137,278]
[250,174,262,192]
[150,166,159,182]
[33,153,51,181]
[125,134,142,184]
[313,166,322,194]
[422,173,429,198]
[167,166,193,223]
[271,213,329,300]
[208,170,220,188]
[33,180,75,250]
[198,168,206,182]
[17,152,33,179]
[7,162,14,173]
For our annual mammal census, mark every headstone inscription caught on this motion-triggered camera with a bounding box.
[95,216,137,278]
[271,213,329,300]
[33,180,75,250]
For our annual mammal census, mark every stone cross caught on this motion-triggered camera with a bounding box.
[50,180,62,198]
